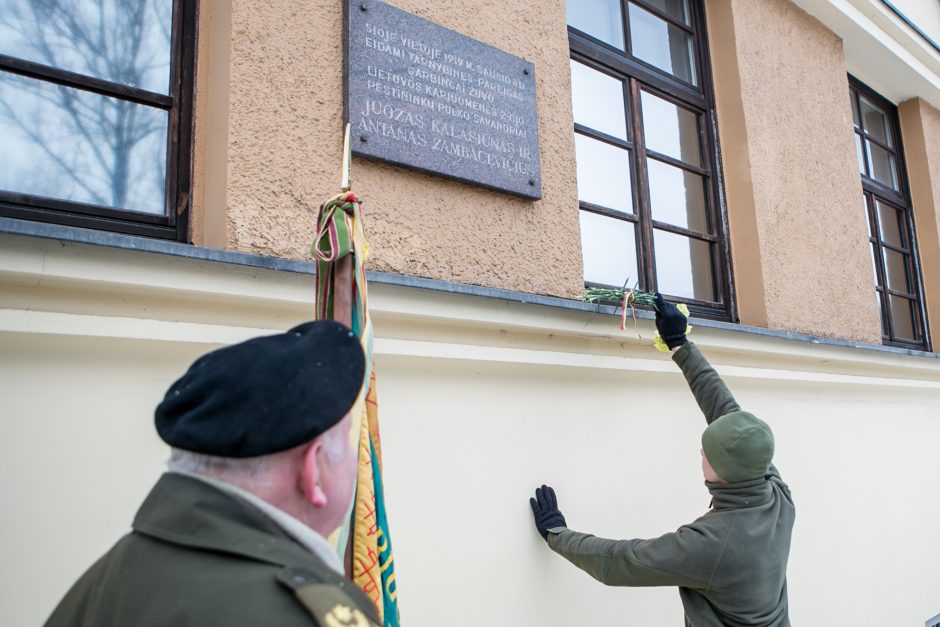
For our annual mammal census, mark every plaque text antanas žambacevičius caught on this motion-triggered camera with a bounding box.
[346,0,541,199]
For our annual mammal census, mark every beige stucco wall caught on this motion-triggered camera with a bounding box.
[3,234,940,626]
[899,98,940,342]
[706,0,881,343]
[187,0,938,340]
[191,0,582,298]
[191,0,232,249]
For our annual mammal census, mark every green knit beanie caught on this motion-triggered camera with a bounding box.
[701,411,774,483]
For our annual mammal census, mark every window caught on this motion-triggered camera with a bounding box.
[0,0,196,241]
[568,0,732,319]
[850,77,930,350]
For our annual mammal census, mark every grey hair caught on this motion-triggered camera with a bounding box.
[167,429,349,479]
[166,449,277,478]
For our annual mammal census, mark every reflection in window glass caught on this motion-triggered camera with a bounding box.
[575,134,633,213]
[0,0,174,94]
[629,3,696,85]
[866,141,898,190]
[889,295,917,341]
[647,159,707,231]
[570,60,628,140]
[862,195,871,237]
[654,229,713,300]
[850,94,860,128]
[641,91,700,166]
[876,200,903,246]
[0,73,168,214]
[860,96,892,147]
[876,292,885,334]
[854,135,866,176]
[580,212,638,287]
[639,0,690,25]
[567,0,625,50]
[882,248,910,294]
[870,243,879,283]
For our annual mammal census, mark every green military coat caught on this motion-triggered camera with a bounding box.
[44,473,380,627]
[548,342,795,626]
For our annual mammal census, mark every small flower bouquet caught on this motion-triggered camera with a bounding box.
[579,285,691,352]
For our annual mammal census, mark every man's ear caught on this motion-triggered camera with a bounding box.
[300,440,327,508]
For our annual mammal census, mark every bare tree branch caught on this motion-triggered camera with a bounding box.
[1,0,172,209]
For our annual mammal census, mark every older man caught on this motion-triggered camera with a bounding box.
[530,296,795,626]
[45,320,380,627]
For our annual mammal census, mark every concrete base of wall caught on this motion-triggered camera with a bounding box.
[2,233,939,626]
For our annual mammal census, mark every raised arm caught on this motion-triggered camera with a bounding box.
[671,342,740,425]
[654,294,739,425]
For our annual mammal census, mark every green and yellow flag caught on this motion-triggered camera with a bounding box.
[312,191,400,627]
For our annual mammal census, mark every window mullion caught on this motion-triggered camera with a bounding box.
[645,150,709,176]
[568,34,708,108]
[629,77,655,292]
[622,0,633,56]
[170,0,196,239]
[630,0,695,33]
[0,54,173,109]
[574,124,633,150]
[867,193,895,341]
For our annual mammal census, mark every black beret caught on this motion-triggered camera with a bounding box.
[155,320,365,458]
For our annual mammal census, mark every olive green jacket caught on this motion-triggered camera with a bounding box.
[44,473,380,627]
[547,342,794,626]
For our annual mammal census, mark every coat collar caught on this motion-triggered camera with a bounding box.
[132,473,339,574]
[706,475,773,510]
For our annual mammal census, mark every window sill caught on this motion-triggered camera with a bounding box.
[1,216,936,361]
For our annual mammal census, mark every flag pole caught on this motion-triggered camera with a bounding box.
[312,122,400,625]
[341,122,352,193]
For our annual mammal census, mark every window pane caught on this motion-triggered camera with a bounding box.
[638,0,691,25]
[860,96,893,147]
[862,195,871,238]
[647,159,707,231]
[850,93,860,128]
[870,243,879,284]
[642,91,701,166]
[883,248,911,294]
[575,134,633,213]
[654,230,714,300]
[876,200,904,247]
[629,3,697,85]
[876,291,886,336]
[567,0,625,50]
[580,211,638,287]
[0,72,168,214]
[854,134,866,176]
[888,295,917,341]
[866,141,898,190]
[0,0,174,94]
[570,60,628,140]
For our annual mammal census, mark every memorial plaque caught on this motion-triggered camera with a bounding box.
[345,0,542,199]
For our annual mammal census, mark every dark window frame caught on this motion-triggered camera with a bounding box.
[0,0,197,242]
[570,0,736,321]
[850,76,931,351]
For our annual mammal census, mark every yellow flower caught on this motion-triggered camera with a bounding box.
[652,304,693,352]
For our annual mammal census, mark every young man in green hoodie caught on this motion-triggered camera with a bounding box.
[530,295,795,626]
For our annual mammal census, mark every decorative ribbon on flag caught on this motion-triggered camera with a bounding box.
[312,191,400,626]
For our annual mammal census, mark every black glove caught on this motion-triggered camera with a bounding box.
[529,485,566,540]
[654,293,689,349]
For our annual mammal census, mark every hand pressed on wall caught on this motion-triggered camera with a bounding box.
[529,485,566,540]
